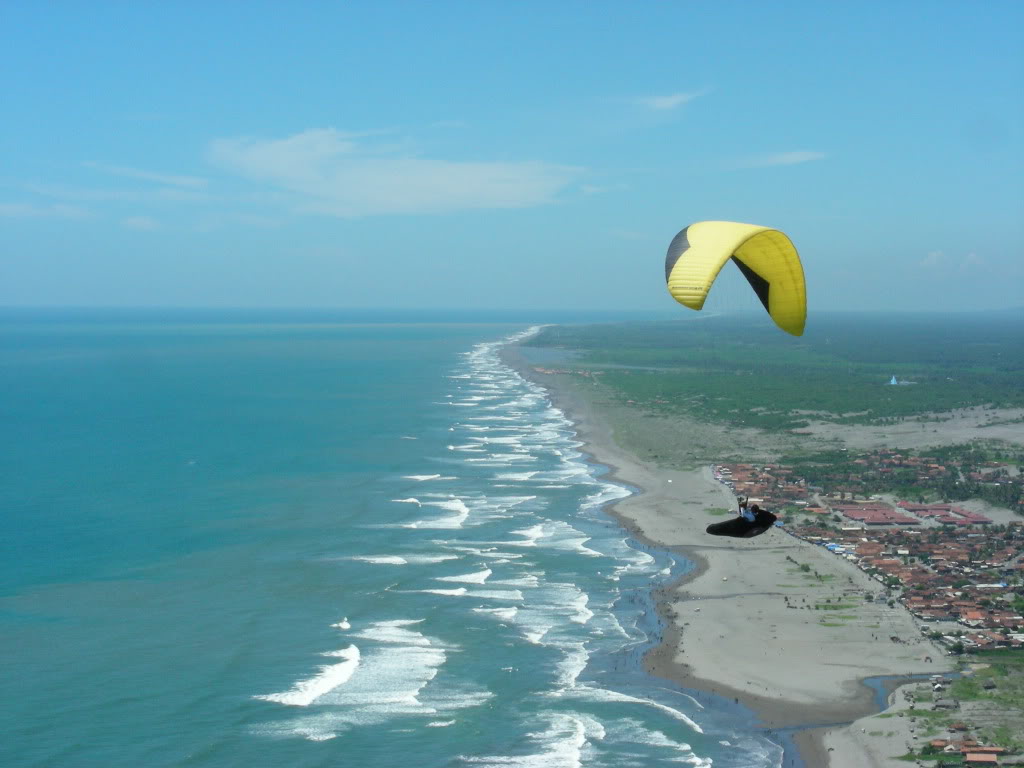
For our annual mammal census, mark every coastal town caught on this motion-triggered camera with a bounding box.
[713,453,1024,765]
[520,319,1024,766]
[713,454,1024,651]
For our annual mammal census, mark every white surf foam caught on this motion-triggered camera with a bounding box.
[461,712,601,768]
[469,589,524,601]
[501,522,602,557]
[495,471,539,481]
[554,642,590,688]
[490,573,540,588]
[414,587,468,596]
[298,622,449,729]
[469,436,524,445]
[437,568,491,584]
[564,686,704,734]
[603,720,708,766]
[570,593,593,625]
[507,524,545,547]
[578,482,632,512]
[254,645,361,707]
[472,606,519,622]
[405,554,460,564]
[350,620,429,644]
[403,498,470,529]
[351,555,408,565]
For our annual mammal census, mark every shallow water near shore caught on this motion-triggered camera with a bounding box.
[3,313,793,767]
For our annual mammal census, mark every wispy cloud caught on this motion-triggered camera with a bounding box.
[740,151,827,168]
[0,202,88,219]
[918,250,987,273]
[635,90,706,110]
[208,128,581,217]
[86,162,208,189]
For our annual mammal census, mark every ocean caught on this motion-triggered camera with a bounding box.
[1,311,788,767]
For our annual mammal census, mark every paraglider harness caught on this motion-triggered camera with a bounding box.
[738,497,756,522]
[703,497,778,539]
[743,499,777,530]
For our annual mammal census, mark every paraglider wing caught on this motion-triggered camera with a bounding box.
[665,221,806,336]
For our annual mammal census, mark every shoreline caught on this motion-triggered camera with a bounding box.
[501,342,954,768]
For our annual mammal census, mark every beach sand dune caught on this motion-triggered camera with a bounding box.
[796,405,1024,450]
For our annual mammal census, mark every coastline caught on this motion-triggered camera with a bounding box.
[501,343,955,768]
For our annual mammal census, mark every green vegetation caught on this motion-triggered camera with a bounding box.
[904,707,948,721]
[897,754,963,764]
[887,651,1024,755]
[952,651,1024,718]
[780,442,1024,508]
[705,507,731,516]
[525,313,1024,428]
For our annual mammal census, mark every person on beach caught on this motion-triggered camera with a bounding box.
[706,497,777,539]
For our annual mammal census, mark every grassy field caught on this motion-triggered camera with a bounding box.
[524,311,1024,429]
[889,649,1024,760]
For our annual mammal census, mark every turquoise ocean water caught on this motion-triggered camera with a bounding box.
[1,312,790,767]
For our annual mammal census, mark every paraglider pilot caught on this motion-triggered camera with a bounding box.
[706,497,777,539]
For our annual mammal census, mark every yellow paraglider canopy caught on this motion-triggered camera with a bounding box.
[665,221,806,336]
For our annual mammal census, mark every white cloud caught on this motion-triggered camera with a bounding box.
[208,128,581,217]
[86,162,208,189]
[635,91,705,110]
[741,151,827,168]
[919,250,987,273]
[121,216,159,231]
[961,252,985,269]
[0,202,88,219]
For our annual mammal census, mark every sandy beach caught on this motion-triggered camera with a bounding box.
[500,344,1006,768]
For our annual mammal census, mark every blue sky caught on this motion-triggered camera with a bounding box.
[2,1,1022,312]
